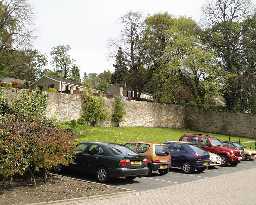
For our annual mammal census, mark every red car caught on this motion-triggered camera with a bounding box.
[179,133,242,166]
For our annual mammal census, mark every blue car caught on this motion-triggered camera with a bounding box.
[164,141,210,173]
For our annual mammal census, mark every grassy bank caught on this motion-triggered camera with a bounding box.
[62,124,256,150]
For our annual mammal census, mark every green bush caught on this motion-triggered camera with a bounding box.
[0,114,75,182]
[81,93,108,127]
[12,90,47,119]
[112,97,126,127]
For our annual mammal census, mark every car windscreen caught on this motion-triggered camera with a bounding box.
[155,145,169,156]
[110,144,138,156]
[210,139,222,146]
[187,145,206,155]
[233,143,244,149]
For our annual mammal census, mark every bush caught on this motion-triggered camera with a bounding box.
[11,90,47,119]
[81,94,108,127]
[0,115,75,182]
[112,97,126,127]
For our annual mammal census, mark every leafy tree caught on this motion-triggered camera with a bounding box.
[111,97,126,127]
[70,64,81,83]
[201,0,254,111]
[82,72,87,83]
[97,70,112,92]
[160,17,223,106]
[50,45,73,79]
[111,47,128,85]
[0,0,32,52]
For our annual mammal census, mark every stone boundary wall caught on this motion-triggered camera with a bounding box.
[185,108,256,139]
[46,93,186,128]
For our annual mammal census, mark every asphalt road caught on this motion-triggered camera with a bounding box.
[107,160,256,192]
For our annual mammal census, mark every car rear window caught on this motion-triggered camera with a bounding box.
[155,145,169,156]
[110,144,137,156]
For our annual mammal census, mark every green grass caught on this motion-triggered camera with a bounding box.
[63,124,256,150]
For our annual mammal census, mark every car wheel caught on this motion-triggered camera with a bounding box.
[220,155,228,166]
[96,167,109,183]
[159,169,168,175]
[230,162,238,167]
[126,176,136,181]
[182,162,193,174]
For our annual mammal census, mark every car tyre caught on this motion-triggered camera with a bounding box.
[220,155,228,166]
[197,167,206,173]
[182,162,193,174]
[96,167,109,183]
[230,162,238,167]
[159,169,168,175]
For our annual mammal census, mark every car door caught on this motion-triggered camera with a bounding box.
[168,144,179,167]
[87,144,106,174]
[72,143,90,173]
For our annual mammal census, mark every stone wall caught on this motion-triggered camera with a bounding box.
[185,108,256,138]
[46,93,82,122]
[45,93,186,128]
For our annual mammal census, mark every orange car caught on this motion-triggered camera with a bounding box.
[124,142,171,176]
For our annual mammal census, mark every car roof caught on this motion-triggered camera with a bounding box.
[182,133,215,139]
[165,141,190,144]
[125,142,164,146]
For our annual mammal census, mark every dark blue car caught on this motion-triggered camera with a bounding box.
[164,141,210,173]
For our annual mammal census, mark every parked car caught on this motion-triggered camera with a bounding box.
[164,141,209,173]
[69,142,149,182]
[179,133,242,166]
[222,141,256,161]
[208,152,222,167]
[124,142,171,176]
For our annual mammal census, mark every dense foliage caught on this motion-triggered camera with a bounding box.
[80,87,108,126]
[111,97,126,127]
[0,115,75,181]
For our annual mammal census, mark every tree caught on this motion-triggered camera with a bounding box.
[0,49,47,82]
[201,0,255,111]
[167,18,223,106]
[111,47,128,85]
[114,12,145,99]
[141,13,176,95]
[0,0,32,51]
[70,64,81,83]
[97,70,112,93]
[50,45,73,79]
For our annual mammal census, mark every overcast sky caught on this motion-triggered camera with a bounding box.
[29,0,208,75]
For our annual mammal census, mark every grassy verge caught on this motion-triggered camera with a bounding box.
[62,124,256,150]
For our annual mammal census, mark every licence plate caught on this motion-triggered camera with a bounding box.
[160,165,168,169]
[131,161,142,166]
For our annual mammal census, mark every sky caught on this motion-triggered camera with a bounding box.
[29,0,207,75]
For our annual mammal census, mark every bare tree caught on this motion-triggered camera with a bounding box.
[203,0,253,26]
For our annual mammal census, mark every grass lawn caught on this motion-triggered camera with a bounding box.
[63,124,256,150]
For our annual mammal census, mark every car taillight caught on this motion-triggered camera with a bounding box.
[119,159,130,168]
[143,158,149,165]
[153,159,160,163]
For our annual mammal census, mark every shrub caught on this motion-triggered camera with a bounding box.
[0,115,75,182]
[81,93,108,127]
[11,90,47,119]
[112,97,126,127]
